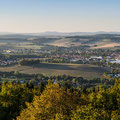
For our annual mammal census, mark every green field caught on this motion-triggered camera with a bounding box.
[0,63,109,79]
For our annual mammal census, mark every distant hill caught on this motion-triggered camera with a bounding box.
[0,32,120,49]
[24,31,120,36]
[0,31,120,37]
[0,34,33,39]
[33,34,120,48]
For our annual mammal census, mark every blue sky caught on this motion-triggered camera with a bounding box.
[0,0,120,33]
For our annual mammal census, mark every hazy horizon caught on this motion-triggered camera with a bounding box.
[0,0,120,33]
[1,31,120,34]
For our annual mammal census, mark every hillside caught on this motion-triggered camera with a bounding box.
[0,63,109,79]
[0,33,120,49]
[32,34,120,48]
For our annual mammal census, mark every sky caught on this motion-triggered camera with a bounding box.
[0,0,120,33]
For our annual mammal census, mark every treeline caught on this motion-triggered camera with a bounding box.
[19,59,40,66]
[108,62,120,68]
[17,57,120,68]
[43,58,70,63]
[0,71,115,88]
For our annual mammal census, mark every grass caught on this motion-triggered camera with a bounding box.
[16,42,42,49]
[0,40,42,49]
[0,63,109,79]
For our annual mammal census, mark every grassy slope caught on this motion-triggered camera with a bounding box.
[0,63,109,79]
[45,35,120,48]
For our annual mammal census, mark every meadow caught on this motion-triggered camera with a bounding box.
[0,63,108,79]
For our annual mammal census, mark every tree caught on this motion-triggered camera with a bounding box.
[71,104,109,120]
[38,82,45,93]
[17,83,82,120]
[0,82,33,120]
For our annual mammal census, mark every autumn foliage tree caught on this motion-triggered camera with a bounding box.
[0,82,34,120]
[17,78,120,120]
[17,83,85,120]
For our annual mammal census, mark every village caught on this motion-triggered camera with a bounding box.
[0,47,119,69]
